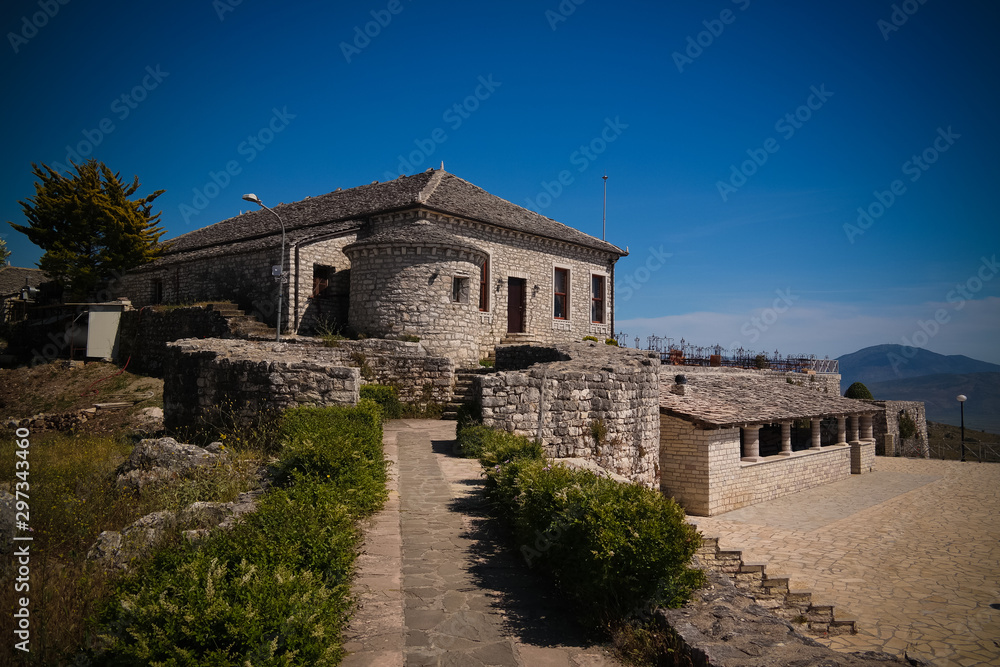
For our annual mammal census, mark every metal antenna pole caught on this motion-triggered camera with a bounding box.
[602,173,608,240]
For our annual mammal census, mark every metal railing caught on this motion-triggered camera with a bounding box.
[612,333,839,374]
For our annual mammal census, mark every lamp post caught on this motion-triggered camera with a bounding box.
[242,193,285,342]
[957,394,967,462]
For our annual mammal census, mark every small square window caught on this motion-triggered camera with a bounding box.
[452,276,470,303]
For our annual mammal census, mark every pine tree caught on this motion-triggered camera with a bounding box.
[0,237,10,266]
[8,160,168,300]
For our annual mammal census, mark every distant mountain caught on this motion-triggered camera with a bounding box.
[837,344,1000,389]
[865,372,1000,435]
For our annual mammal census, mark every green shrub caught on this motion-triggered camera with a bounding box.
[845,382,874,400]
[360,384,403,420]
[754,353,769,369]
[478,357,495,367]
[582,335,599,342]
[92,403,388,665]
[273,402,386,516]
[604,338,619,346]
[480,452,704,627]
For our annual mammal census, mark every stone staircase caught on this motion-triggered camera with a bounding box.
[442,369,487,420]
[205,302,277,339]
[696,535,857,636]
[499,332,542,346]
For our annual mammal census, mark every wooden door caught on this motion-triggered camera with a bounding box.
[507,278,526,333]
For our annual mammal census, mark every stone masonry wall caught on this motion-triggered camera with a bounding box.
[479,342,660,488]
[119,247,288,331]
[347,243,483,367]
[118,306,236,376]
[163,338,360,432]
[289,233,355,334]
[162,337,455,431]
[659,414,855,516]
[869,399,929,458]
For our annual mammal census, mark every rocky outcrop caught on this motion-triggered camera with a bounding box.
[656,570,925,666]
[115,437,225,492]
[87,485,269,570]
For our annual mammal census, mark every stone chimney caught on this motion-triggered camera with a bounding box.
[669,374,688,396]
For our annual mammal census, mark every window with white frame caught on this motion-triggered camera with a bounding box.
[553,267,569,319]
[591,274,606,323]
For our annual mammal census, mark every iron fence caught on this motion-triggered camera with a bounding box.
[613,332,839,374]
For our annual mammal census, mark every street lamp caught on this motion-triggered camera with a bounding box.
[242,193,285,342]
[957,394,967,462]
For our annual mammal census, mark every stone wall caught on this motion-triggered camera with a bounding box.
[118,306,235,375]
[162,337,456,431]
[163,338,360,432]
[119,246,287,330]
[659,414,857,516]
[288,233,355,334]
[869,399,929,458]
[478,342,660,488]
[346,234,484,367]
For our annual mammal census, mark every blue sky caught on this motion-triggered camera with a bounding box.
[2,0,998,363]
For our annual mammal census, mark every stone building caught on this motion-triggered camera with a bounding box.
[658,369,883,516]
[119,169,626,366]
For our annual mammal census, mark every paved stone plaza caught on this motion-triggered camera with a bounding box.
[690,457,1000,666]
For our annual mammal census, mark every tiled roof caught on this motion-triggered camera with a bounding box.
[151,169,624,266]
[0,266,46,297]
[659,371,881,428]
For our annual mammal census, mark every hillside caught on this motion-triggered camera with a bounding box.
[837,344,1000,389]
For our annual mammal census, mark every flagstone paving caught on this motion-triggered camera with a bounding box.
[689,457,1000,667]
[343,420,620,666]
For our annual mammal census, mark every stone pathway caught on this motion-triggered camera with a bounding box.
[689,457,1000,667]
[343,420,620,666]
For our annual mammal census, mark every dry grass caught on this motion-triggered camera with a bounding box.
[0,429,263,665]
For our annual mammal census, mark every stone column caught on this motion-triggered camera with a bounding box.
[837,416,848,446]
[780,420,792,456]
[861,413,874,442]
[741,425,761,462]
[849,415,860,444]
[810,418,822,450]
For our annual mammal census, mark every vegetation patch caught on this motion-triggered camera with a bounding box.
[360,384,403,420]
[85,402,386,665]
[455,420,705,663]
